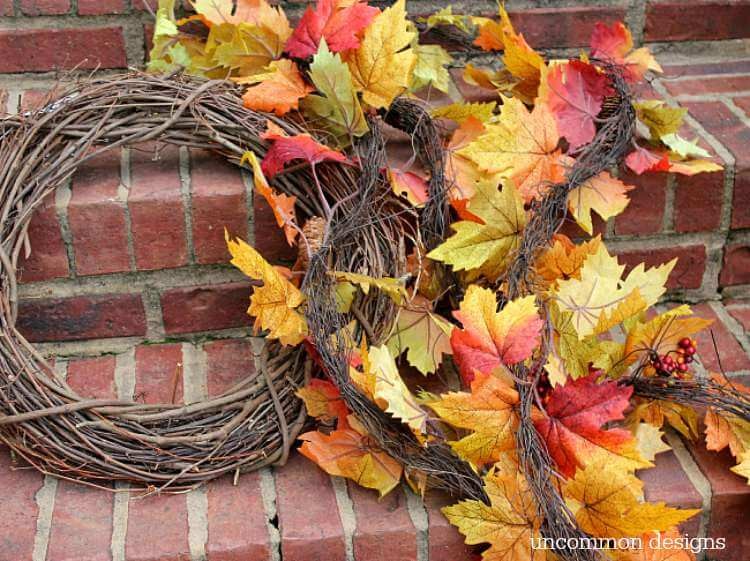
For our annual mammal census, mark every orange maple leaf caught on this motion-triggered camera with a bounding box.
[239,59,314,116]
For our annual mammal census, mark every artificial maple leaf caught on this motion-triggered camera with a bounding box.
[731,452,750,484]
[226,232,307,345]
[590,21,662,82]
[625,145,671,175]
[193,0,290,30]
[241,151,298,246]
[238,59,313,116]
[430,368,519,466]
[443,116,487,220]
[705,408,750,459]
[459,96,565,202]
[410,44,453,93]
[661,133,710,159]
[667,159,723,176]
[386,296,453,375]
[623,529,696,561]
[532,372,636,478]
[432,101,497,124]
[443,469,540,561]
[428,181,526,280]
[629,399,700,441]
[303,39,369,139]
[541,60,612,151]
[345,0,416,108]
[633,423,671,462]
[296,378,349,427]
[261,127,348,177]
[474,19,504,51]
[299,425,402,496]
[449,285,543,384]
[536,235,602,287]
[365,345,429,434]
[389,169,429,207]
[635,100,687,141]
[568,170,633,235]
[331,271,407,304]
[553,243,674,338]
[285,0,378,59]
[422,6,490,35]
[564,457,699,538]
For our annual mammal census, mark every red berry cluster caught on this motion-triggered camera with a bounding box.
[649,337,697,378]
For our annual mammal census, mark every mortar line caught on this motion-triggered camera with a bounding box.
[331,477,356,561]
[626,0,647,46]
[259,468,281,561]
[708,301,750,356]
[721,96,750,128]
[403,483,429,561]
[119,147,137,271]
[54,179,76,277]
[241,168,255,244]
[662,174,676,233]
[111,350,135,561]
[142,286,166,341]
[31,475,59,561]
[179,147,197,264]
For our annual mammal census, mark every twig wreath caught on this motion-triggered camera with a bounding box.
[2,0,750,559]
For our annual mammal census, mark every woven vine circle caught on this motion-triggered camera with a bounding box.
[0,72,375,490]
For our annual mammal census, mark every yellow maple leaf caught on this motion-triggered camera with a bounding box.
[731,452,750,485]
[366,345,429,435]
[237,59,313,116]
[705,408,750,459]
[564,457,699,539]
[429,367,519,467]
[568,171,634,235]
[459,96,565,202]
[554,244,674,338]
[431,101,497,124]
[226,232,307,345]
[629,399,700,441]
[345,0,416,108]
[633,423,671,462]
[496,6,545,103]
[331,271,407,304]
[443,469,540,561]
[635,101,687,141]
[193,0,291,34]
[428,181,526,280]
[386,296,453,375]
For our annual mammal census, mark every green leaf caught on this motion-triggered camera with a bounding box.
[410,44,453,93]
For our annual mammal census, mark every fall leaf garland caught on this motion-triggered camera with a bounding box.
[147,2,749,560]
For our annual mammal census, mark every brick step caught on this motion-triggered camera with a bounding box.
[2,335,749,561]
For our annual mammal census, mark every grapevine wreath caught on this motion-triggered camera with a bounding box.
[1,0,750,559]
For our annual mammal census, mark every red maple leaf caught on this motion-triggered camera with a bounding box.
[625,144,670,175]
[532,372,634,478]
[261,129,349,177]
[285,0,379,59]
[545,60,612,151]
[590,21,632,61]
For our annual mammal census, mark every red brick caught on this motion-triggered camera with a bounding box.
[190,149,248,264]
[133,0,157,11]
[129,144,188,270]
[614,170,667,236]
[20,89,51,112]
[0,28,126,73]
[508,6,626,49]
[126,492,190,561]
[275,452,346,561]
[662,60,750,79]
[684,427,750,561]
[721,242,750,287]
[134,343,184,404]
[664,75,750,98]
[78,0,127,15]
[674,169,725,233]
[424,492,473,561]
[731,171,750,228]
[69,150,131,276]
[204,338,255,397]
[0,0,12,16]
[348,483,417,561]
[734,95,750,118]
[638,450,702,537]
[66,355,117,399]
[558,211,607,240]
[160,282,253,335]
[725,301,750,332]
[17,192,69,283]
[253,191,297,263]
[47,481,114,561]
[616,244,707,290]
[692,303,750,373]
[0,447,45,561]
[207,472,271,561]
[19,0,70,15]
[144,23,155,58]
[17,293,146,342]
[645,1,750,42]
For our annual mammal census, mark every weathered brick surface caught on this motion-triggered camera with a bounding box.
[17,192,69,283]
[254,191,297,263]
[424,492,473,561]
[348,483,417,561]
[617,245,707,290]
[693,303,750,373]
[160,282,253,335]
[673,169,725,233]
[204,338,255,396]
[721,242,750,286]
[126,492,191,561]
[275,453,347,561]
[508,6,626,49]
[17,293,147,342]
[725,300,750,331]
[129,144,188,270]
[614,171,667,236]
[77,0,127,15]
[69,150,131,276]
[66,355,117,399]
[19,0,70,16]
[0,28,127,73]
[47,481,115,561]
[0,448,44,561]
[645,1,750,43]
[134,343,184,404]
[207,472,271,561]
